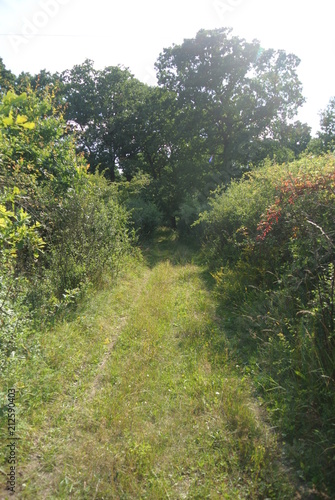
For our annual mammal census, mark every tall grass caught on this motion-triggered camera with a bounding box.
[198,154,335,496]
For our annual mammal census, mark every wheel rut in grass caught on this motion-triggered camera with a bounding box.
[12,232,297,499]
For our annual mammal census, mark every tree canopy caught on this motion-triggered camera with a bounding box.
[155,28,306,180]
[1,27,332,225]
[60,60,149,181]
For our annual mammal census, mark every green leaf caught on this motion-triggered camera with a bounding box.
[295,371,306,380]
[20,121,35,130]
[2,112,14,127]
[16,114,28,125]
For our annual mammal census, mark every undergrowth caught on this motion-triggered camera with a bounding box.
[198,154,335,497]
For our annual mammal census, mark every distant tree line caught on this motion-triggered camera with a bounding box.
[1,27,334,229]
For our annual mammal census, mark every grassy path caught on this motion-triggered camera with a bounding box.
[1,230,296,498]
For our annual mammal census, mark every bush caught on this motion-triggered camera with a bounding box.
[176,195,208,240]
[0,90,133,372]
[127,196,163,238]
[198,153,335,494]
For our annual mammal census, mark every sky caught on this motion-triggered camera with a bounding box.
[0,0,334,135]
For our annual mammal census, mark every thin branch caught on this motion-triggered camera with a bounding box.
[306,219,334,248]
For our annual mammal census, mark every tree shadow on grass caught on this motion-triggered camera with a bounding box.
[141,226,228,362]
[140,227,328,498]
[140,226,203,269]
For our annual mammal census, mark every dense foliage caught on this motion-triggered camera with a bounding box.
[1,25,335,495]
[0,88,132,374]
[51,28,313,225]
[198,154,335,492]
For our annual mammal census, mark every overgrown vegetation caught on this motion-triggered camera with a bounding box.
[0,88,133,377]
[1,24,335,497]
[1,231,298,498]
[197,154,335,494]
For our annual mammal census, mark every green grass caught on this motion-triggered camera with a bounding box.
[1,230,297,498]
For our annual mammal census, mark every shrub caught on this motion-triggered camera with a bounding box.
[176,195,208,239]
[198,153,335,494]
[127,196,163,238]
[0,90,133,372]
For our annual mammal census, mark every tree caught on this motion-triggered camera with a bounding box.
[319,97,335,151]
[61,60,148,181]
[129,86,188,222]
[127,86,173,182]
[0,58,15,97]
[307,97,335,155]
[15,69,60,98]
[247,120,312,164]
[277,121,311,157]
[155,28,305,182]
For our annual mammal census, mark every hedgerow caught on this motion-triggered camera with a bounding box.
[0,90,133,375]
[197,153,335,494]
